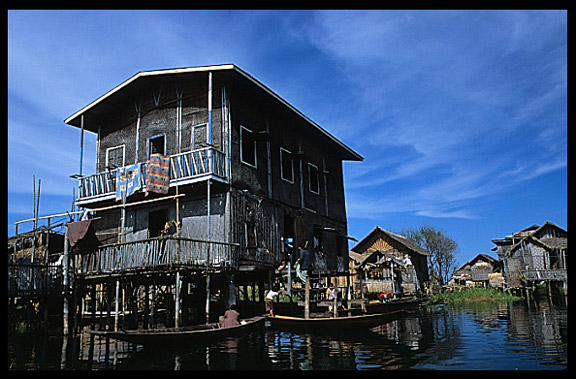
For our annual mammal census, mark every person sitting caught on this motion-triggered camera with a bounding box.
[220,304,240,328]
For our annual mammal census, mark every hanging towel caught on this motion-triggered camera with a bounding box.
[116,163,142,201]
[67,219,92,248]
[146,153,170,194]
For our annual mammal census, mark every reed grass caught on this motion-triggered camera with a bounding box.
[431,287,522,304]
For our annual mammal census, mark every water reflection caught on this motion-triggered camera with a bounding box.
[8,300,567,370]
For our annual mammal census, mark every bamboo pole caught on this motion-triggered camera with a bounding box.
[114,280,120,332]
[62,224,70,336]
[304,276,310,319]
[15,193,186,230]
[175,271,182,328]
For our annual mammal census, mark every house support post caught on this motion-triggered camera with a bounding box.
[62,223,70,336]
[208,72,213,145]
[227,274,236,309]
[360,270,366,313]
[143,284,150,329]
[175,271,182,328]
[333,284,338,318]
[114,280,120,332]
[205,274,211,323]
[304,276,310,319]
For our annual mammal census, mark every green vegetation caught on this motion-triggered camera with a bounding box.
[430,287,523,304]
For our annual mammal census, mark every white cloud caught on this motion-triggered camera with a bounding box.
[324,10,567,220]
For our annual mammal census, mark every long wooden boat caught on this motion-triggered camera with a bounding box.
[265,310,408,331]
[364,297,426,314]
[88,316,265,346]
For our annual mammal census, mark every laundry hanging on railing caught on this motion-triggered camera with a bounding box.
[145,153,170,194]
[116,163,143,200]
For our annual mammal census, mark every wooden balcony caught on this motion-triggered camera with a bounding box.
[75,236,239,277]
[523,269,567,281]
[76,147,227,205]
[8,263,63,296]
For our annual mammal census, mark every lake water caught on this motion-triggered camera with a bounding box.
[8,298,567,370]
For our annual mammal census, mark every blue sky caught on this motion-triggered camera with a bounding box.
[8,10,567,266]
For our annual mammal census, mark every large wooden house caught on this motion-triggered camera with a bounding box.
[63,65,362,328]
[491,222,567,292]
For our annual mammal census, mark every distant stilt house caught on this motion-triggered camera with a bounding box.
[453,254,501,287]
[348,227,431,298]
[8,227,65,297]
[492,221,567,293]
[43,64,362,331]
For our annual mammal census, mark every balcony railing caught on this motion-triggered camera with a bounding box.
[76,236,239,276]
[522,269,567,281]
[77,147,227,203]
[8,263,63,296]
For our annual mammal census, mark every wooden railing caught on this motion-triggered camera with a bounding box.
[170,147,226,182]
[7,263,63,296]
[77,147,227,202]
[76,236,239,276]
[523,269,567,281]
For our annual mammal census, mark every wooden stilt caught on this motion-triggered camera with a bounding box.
[105,281,111,331]
[205,274,211,323]
[175,271,182,327]
[143,284,150,329]
[304,276,310,319]
[62,224,70,336]
[227,274,236,308]
[114,280,120,332]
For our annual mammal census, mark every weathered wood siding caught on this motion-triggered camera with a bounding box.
[97,76,225,171]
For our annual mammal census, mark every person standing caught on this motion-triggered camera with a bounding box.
[265,285,283,317]
[296,242,311,283]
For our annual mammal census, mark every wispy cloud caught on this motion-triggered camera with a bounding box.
[305,10,566,220]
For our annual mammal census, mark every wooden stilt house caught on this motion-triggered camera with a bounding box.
[453,254,501,287]
[492,221,567,293]
[348,227,431,298]
[62,65,363,329]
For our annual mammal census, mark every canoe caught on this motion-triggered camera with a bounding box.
[265,310,408,331]
[364,297,426,314]
[88,316,265,346]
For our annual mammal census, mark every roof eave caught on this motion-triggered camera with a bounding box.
[63,64,363,162]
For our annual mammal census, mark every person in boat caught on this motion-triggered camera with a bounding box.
[296,242,312,284]
[221,304,240,328]
[265,285,283,317]
[379,292,393,303]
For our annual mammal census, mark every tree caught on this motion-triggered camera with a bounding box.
[399,225,458,286]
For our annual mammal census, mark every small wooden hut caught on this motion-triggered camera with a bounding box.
[453,254,500,287]
[347,227,431,298]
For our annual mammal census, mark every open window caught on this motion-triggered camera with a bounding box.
[149,209,169,237]
[280,148,294,183]
[240,125,257,168]
[245,222,257,248]
[148,134,166,158]
[192,123,207,150]
[308,162,320,194]
[106,145,125,170]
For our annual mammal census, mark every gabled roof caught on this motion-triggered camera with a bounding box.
[64,64,363,161]
[492,221,567,253]
[508,234,567,254]
[351,226,431,257]
[349,249,405,269]
[455,253,498,273]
